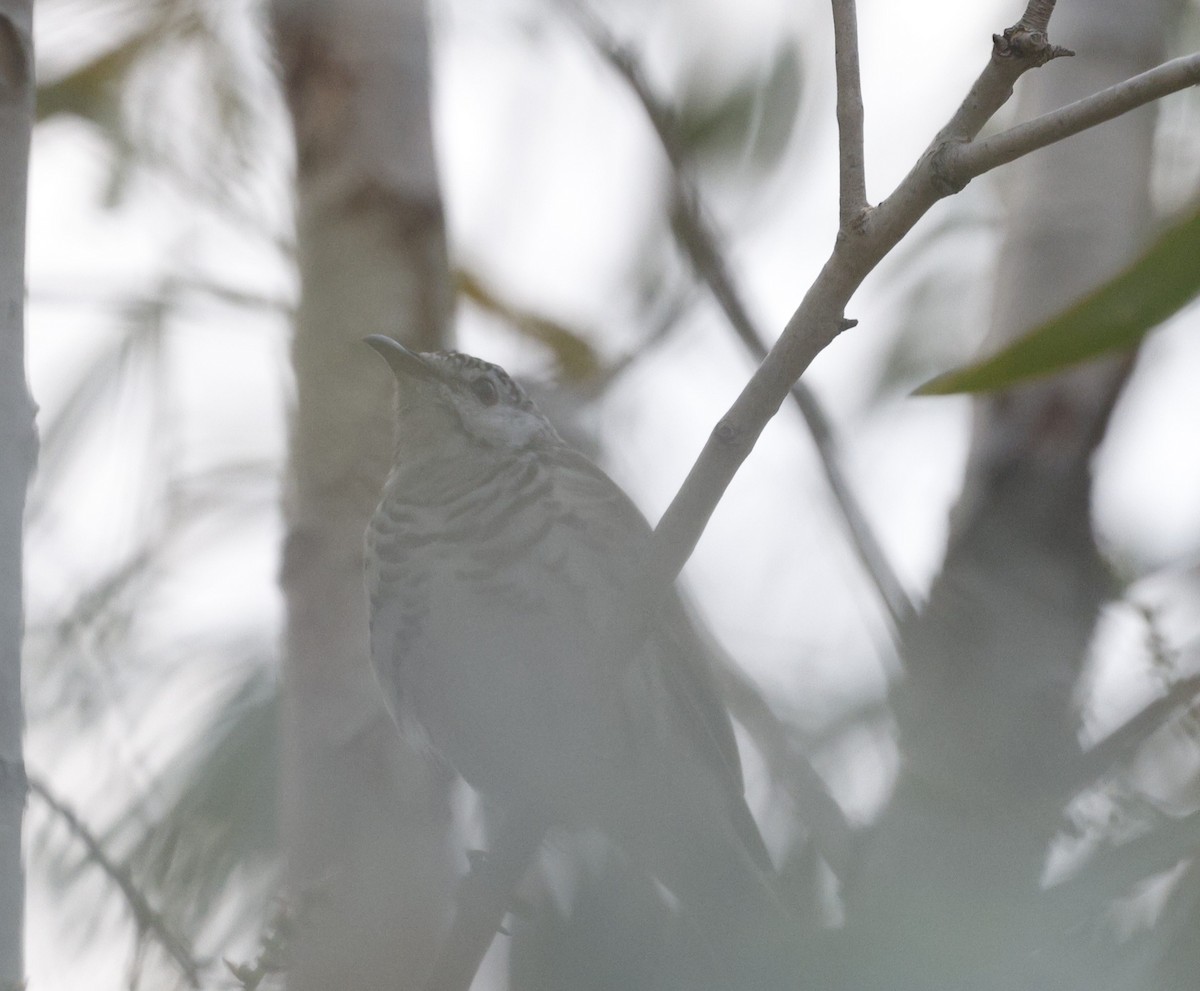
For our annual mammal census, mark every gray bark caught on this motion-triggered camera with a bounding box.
[0,2,34,986]
[846,1,1174,988]
[270,0,456,986]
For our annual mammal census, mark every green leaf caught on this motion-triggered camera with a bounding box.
[917,206,1200,395]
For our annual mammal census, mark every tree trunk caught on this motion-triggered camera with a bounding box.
[0,3,35,986]
[846,0,1173,988]
[270,0,456,986]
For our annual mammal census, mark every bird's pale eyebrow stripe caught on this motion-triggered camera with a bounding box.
[426,351,534,409]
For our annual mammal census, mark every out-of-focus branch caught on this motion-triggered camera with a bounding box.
[1045,808,1200,915]
[271,0,460,982]
[1071,674,1200,791]
[571,5,914,632]
[26,774,203,987]
[716,660,855,877]
[831,0,867,226]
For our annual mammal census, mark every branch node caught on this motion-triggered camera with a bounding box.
[714,419,741,445]
[992,25,1074,67]
[839,317,859,332]
[929,143,971,196]
[837,205,875,243]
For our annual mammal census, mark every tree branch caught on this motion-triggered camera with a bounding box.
[831,0,867,226]
[26,774,203,987]
[1017,0,1059,35]
[572,4,913,631]
[953,51,1200,181]
[938,3,1073,146]
[642,2,1105,596]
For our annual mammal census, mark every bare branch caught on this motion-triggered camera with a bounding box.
[953,51,1200,181]
[27,774,203,987]
[831,0,867,226]
[572,5,913,630]
[939,8,1073,145]
[644,5,1081,595]
[1017,0,1058,35]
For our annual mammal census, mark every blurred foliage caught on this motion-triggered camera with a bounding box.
[36,0,276,218]
[920,204,1200,395]
[27,0,286,986]
[100,661,279,940]
[456,268,603,381]
[674,41,804,177]
[20,0,1200,988]
[865,190,996,403]
[37,36,145,129]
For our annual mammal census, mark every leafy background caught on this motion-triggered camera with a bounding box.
[20,0,1200,986]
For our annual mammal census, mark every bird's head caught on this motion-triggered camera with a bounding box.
[365,336,561,457]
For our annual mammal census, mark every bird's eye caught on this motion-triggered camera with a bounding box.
[470,376,500,407]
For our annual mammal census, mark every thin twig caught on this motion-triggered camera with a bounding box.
[572,4,914,631]
[936,2,1073,146]
[831,0,867,226]
[27,774,203,987]
[953,51,1200,181]
[1018,0,1058,34]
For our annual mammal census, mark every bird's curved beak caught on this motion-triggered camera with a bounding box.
[364,335,435,381]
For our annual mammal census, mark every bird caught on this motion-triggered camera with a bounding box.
[363,336,793,986]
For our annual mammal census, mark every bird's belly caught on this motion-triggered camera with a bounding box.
[401,565,634,817]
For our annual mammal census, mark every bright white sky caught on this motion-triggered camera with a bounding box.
[20,0,1200,985]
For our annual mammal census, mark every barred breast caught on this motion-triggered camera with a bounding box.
[366,447,642,800]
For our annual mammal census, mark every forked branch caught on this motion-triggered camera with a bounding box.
[954,51,1200,179]
[572,3,914,630]
[646,0,1199,596]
